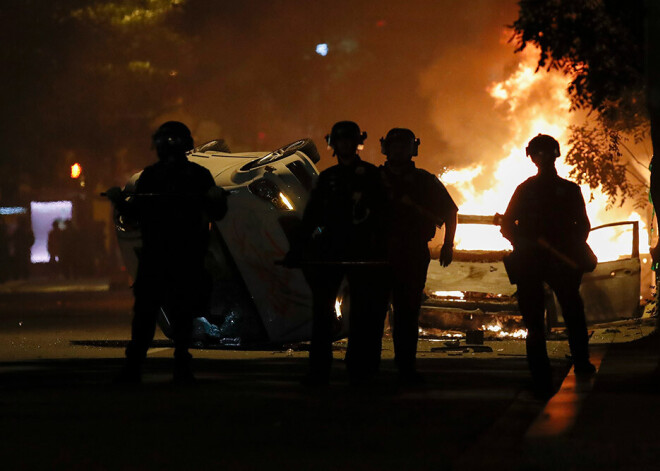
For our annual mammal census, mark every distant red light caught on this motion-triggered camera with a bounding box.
[70,163,82,179]
[376,19,387,27]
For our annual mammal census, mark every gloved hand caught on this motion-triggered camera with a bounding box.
[439,243,453,267]
[104,187,124,205]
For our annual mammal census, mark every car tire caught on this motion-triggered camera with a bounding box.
[284,138,320,163]
[240,138,321,171]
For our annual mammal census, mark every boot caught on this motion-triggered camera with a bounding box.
[573,360,597,377]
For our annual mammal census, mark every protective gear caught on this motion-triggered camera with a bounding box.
[152,121,194,157]
[526,134,560,158]
[104,186,124,205]
[380,162,458,376]
[118,156,217,383]
[325,121,367,148]
[290,156,389,383]
[380,128,420,157]
[381,163,457,248]
[501,167,593,393]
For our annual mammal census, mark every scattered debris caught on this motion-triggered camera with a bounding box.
[431,345,493,354]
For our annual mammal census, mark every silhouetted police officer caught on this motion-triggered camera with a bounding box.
[107,121,227,383]
[501,134,596,398]
[286,121,389,386]
[379,128,457,384]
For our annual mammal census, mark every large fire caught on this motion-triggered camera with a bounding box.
[440,49,650,262]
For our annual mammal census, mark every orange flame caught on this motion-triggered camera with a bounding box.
[439,48,649,261]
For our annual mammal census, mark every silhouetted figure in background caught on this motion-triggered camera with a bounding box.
[501,134,596,399]
[285,121,390,386]
[11,217,34,280]
[48,220,63,276]
[106,121,227,384]
[379,128,457,384]
[60,220,79,279]
[0,219,9,282]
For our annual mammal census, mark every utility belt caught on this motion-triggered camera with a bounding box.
[503,239,597,284]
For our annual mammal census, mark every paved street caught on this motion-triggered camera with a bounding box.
[0,283,657,470]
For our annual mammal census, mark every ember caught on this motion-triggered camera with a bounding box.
[432,290,465,300]
[483,323,528,339]
[334,298,343,320]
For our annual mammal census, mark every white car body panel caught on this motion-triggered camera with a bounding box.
[115,140,330,345]
[425,218,642,325]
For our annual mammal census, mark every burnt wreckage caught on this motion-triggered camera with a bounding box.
[114,139,643,346]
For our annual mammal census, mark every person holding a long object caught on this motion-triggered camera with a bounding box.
[501,134,597,399]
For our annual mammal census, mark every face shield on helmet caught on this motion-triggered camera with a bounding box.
[325,121,367,156]
[380,128,420,160]
[526,134,560,159]
[152,121,194,159]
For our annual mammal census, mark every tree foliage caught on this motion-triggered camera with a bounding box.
[512,0,649,204]
[566,124,647,208]
[0,0,190,198]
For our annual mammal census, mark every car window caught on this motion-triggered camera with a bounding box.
[587,222,638,262]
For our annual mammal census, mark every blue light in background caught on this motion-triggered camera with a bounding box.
[0,207,27,215]
[315,43,328,56]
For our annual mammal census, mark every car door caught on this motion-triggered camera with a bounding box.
[560,221,641,324]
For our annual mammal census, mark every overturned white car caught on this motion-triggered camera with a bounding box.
[115,139,349,346]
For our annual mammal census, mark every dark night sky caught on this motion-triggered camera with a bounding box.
[0,0,520,196]
[172,0,520,170]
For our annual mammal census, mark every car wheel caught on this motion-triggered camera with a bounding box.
[240,138,321,171]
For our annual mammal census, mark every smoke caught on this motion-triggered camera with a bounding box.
[418,4,519,170]
[8,0,635,188]
[160,0,522,171]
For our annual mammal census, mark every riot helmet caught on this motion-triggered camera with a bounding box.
[380,128,420,157]
[325,121,367,148]
[152,121,194,159]
[526,134,560,158]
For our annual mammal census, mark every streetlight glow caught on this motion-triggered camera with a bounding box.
[315,43,328,56]
[70,163,82,179]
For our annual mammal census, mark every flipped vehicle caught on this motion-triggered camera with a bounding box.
[424,216,644,332]
[115,139,350,346]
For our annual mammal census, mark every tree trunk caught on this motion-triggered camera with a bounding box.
[646,0,660,325]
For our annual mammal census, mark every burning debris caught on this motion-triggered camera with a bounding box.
[437,46,650,261]
[418,322,528,342]
[482,323,527,339]
[431,290,465,300]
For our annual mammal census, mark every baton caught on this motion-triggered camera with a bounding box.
[536,237,579,270]
[492,215,580,270]
[399,195,446,229]
[100,192,171,197]
[275,260,389,266]
[100,189,233,198]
